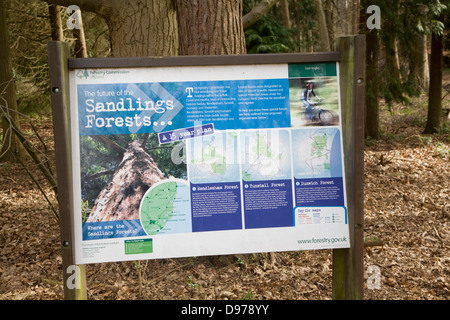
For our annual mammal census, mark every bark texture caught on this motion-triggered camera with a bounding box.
[314,0,330,51]
[105,0,179,57]
[175,0,246,55]
[44,0,179,57]
[48,4,64,41]
[410,33,430,91]
[87,140,165,222]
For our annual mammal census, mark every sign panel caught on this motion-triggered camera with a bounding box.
[69,61,349,264]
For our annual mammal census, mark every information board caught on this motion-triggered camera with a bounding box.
[69,61,350,264]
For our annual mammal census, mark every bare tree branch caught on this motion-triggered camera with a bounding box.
[91,135,126,157]
[243,0,280,29]
[15,154,59,223]
[0,99,58,195]
[48,4,63,41]
[82,169,115,182]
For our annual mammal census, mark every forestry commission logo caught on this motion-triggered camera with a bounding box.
[76,69,106,80]
[76,69,131,80]
[76,69,89,79]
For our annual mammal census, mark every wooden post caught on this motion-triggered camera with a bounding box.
[332,35,366,300]
[47,41,87,300]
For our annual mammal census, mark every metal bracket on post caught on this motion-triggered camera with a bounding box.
[332,35,366,300]
[47,41,87,300]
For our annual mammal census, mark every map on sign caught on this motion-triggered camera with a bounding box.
[139,179,191,235]
[188,131,240,184]
[292,128,342,179]
[241,130,291,181]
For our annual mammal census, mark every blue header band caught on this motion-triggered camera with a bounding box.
[77,78,290,136]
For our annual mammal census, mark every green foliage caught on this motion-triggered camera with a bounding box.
[143,134,187,180]
[80,136,118,206]
[289,0,319,51]
[185,276,201,289]
[244,15,297,54]
[81,199,91,223]
[240,289,255,300]
[243,0,300,54]
[407,0,448,35]
[374,0,448,106]
[242,0,325,53]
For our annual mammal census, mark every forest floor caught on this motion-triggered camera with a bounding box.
[0,84,449,301]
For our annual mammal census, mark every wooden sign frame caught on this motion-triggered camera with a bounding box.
[47,35,365,300]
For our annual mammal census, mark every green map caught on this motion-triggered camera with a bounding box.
[311,133,331,170]
[139,180,191,235]
[292,128,339,179]
[140,181,178,235]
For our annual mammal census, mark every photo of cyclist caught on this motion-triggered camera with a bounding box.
[302,81,321,120]
[289,77,340,127]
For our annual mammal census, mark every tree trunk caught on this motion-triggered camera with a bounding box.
[279,0,290,29]
[350,0,360,35]
[383,33,403,104]
[336,0,349,34]
[335,0,360,35]
[324,0,334,51]
[44,0,179,57]
[314,0,330,51]
[105,0,178,57]
[73,9,88,58]
[424,32,443,134]
[365,29,380,139]
[174,0,247,265]
[48,4,64,41]
[175,0,246,55]
[385,35,401,80]
[410,33,430,91]
[87,140,165,222]
[0,0,26,162]
[360,0,380,139]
